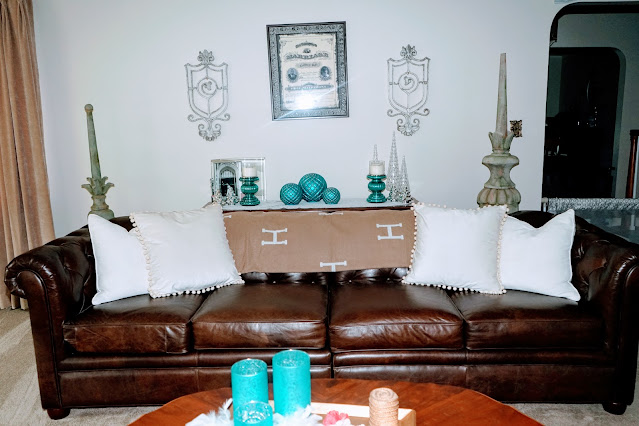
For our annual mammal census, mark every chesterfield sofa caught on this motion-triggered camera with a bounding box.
[5,209,639,420]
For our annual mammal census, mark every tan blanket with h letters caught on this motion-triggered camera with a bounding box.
[223,209,415,273]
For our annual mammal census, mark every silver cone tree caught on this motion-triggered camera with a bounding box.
[387,133,401,202]
[398,155,412,203]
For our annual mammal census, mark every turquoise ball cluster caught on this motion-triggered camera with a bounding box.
[322,187,341,204]
[280,183,303,205]
[299,173,327,202]
[279,173,340,205]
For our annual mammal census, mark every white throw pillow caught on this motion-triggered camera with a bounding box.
[402,204,507,294]
[500,209,579,301]
[88,214,149,305]
[130,204,243,298]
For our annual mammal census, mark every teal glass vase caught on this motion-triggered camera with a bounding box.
[231,359,268,419]
[272,350,311,416]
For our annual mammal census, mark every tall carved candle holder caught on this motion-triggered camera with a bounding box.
[240,164,260,206]
[81,104,114,219]
[477,53,521,212]
[367,145,387,203]
[367,175,387,203]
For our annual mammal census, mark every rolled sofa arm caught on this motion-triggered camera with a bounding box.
[4,227,95,409]
[513,210,639,406]
[571,215,639,406]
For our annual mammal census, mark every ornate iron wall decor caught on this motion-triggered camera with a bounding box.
[387,45,430,136]
[185,50,230,141]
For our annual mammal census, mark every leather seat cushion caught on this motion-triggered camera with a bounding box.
[63,294,206,354]
[452,290,603,350]
[330,283,464,351]
[191,283,328,349]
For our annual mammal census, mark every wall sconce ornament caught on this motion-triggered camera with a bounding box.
[387,45,430,136]
[185,50,230,141]
[477,53,521,213]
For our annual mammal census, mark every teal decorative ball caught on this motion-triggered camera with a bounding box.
[299,173,327,202]
[322,187,341,204]
[280,183,303,205]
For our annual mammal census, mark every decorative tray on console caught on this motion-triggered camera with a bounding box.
[309,401,416,426]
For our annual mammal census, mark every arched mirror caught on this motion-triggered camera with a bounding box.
[543,2,639,242]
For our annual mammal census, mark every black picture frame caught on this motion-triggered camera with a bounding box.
[267,22,348,120]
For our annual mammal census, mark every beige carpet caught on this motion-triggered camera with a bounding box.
[1,309,638,425]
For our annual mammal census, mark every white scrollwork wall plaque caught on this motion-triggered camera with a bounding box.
[387,45,430,136]
[185,50,230,141]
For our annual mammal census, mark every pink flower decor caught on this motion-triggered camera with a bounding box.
[323,410,349,425]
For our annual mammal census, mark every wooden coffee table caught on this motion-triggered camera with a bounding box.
[131,378,540,425]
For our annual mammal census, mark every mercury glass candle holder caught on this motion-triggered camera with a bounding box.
[367,174,387,203]
[240,176,260,206]
[272,350,311,416]
[231,359,268,419]
[234,401,273,426]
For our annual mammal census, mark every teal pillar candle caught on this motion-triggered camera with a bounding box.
[234,401,273,426]
[231,359,268,419]
[272,350,311,416]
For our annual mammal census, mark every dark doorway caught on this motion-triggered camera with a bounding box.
[543,2,639,200]
[543,48,621,198]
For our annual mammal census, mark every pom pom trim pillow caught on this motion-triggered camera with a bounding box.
[89,214,149,305]
[500,209,579,301]
[130,204,244,298]
[402,204,508,294]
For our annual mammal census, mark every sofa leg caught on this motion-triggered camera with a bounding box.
[602,402,627,415]
[47,408,70,420]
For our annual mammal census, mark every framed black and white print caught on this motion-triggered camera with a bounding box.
[267,22,348,120]
[211,158,266,202]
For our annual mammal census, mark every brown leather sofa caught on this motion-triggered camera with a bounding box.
[5,211,639,419]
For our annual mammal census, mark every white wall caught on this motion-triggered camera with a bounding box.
[34,0,563,236]
[554,13,639,197]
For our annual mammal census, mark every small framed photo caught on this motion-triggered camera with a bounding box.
[211,157,266,202]
[267,21,348,120]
